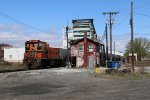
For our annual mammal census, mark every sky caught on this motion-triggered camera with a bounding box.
[0,0,150,53]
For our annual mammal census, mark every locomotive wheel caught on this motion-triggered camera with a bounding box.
[23,63,30,70]
[24,65,30,70]
[41,61,47,68]
[26,64,32,70]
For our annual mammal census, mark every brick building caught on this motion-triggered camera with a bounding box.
[70,33,100,68]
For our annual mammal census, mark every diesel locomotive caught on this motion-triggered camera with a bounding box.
[23,40,67,69]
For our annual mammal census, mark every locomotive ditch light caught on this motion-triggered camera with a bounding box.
[34,58,36,61]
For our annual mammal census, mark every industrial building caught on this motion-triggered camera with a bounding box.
[70,33,100,68]
[4,47,25,63]
[0,44,12,62]
[62,19,98,49]
[72,19,97,41]
[62,19,101,68]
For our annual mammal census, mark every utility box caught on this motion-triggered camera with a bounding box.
[107,61,121,68]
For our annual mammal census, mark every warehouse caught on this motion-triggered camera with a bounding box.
[0,44,12,62]
[4,47,25,63]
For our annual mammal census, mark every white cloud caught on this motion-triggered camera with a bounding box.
[0,23,62,47]
[112,33,130,52]
[0,32,19,39]
[0,23,25,31]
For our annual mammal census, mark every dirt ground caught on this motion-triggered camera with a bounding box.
[0,68,150,100]
[0,63,25,72]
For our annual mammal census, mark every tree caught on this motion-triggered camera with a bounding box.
[124,37,150,61]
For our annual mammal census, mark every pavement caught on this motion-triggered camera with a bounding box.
[0,67,150,100]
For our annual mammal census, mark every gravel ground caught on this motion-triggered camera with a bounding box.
[0,68,150,100]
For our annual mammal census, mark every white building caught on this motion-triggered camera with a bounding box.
[72,19,97,40]
[4,47,25,63]
[129,53,137,61]
[108,51,124,56]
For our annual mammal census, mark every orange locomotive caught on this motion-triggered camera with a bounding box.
[23,40,67,69]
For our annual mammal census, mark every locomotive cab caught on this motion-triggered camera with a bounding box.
[25,41,43,51]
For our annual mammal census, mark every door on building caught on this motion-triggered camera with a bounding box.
[88,56,94,69]
[71,56,76,67]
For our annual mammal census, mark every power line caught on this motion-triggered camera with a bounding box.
[134,0,150,10]
[113,13,129,30]
[113,11,150,31]
[0,11,49,33]
[134,12,150,18]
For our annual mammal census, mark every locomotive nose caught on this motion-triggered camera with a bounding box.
[24,57,38,68]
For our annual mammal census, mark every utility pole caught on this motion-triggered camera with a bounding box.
[103,12,119,61]
[66,25,69,68]
[130,1,135,73]
[114,42,115,61]
[105,22,109,62]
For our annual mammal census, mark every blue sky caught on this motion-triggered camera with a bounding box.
[0,0,150,52]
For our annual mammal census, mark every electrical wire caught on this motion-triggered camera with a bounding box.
[100,30,106,43]
[134,12,150,18]
[113,1,150,30]
[113,13,130,30]
[0,11,49,33]
[134,0,150,10]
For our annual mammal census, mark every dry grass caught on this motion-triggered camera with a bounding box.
[93,69,150,80]
[135,61,150,66]
[0,62,25,72]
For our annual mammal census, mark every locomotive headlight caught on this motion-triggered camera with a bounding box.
[33,58,36,61]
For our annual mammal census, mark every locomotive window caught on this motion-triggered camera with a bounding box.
[32,43,35,47]
[25,43,30,50]
[37,42,42,50]
[32,43,37,47]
